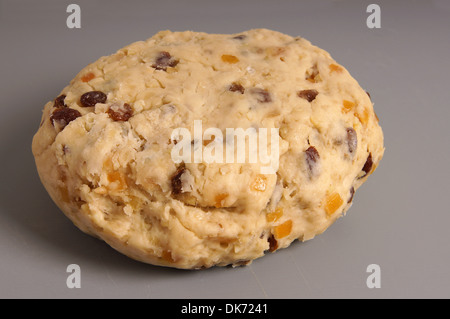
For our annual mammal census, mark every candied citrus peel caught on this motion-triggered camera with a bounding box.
[214,193,229,208]
[266,207,283,223]
[342,99,356,113]
[104,158,127,190]
[274,220,293,239]
[355,108,370,125]
[81,72,95,82]
[251,175,267,192]
[329,63,343,73]
[221,54,239,64]
[161,250,175,263]
[324,192,343,216]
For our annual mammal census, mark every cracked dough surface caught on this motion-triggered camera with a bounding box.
[32,29,384,269]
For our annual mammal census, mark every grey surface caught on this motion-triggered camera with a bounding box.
[0,0,449,299]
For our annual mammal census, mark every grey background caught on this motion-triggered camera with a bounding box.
[0,0,449,298]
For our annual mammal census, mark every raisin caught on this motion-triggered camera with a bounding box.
[80,91,107,107]
[152,51,179,71]
[232,34,246,40]
[366,91,371,100]
[107,103,133,121]
[268,234,278,252]
[348,186,355,203]
[297,89,318,102]
[171,166,185,195]
[50,108,81,129]
[54,95,67,108]
[305,146,320,176]
[229,82,245,94]
[250,88,272,103]
[361,152,373,176]
[346,128,357,154]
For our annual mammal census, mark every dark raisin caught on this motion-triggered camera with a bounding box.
[251,88,272,103]
[80,91,107,107]
[361,153,373,176]
[107,103,133,121]
[229,82,245,94]
[305,146,320,176]
[54,95,67,108]
[348,186,355,203]
[171,166,185,195]
[152,51,179,71]
[366,91,371,100]
[50,108,81,129]
[232,34,246,40]
[346,128,357,154]
[297,89,318,102]
[268,235,278,252]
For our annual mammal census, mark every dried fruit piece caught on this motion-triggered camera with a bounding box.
[297,89,318,102]
[232,34,246,40]
[50,108,81,129]
[268,235,278,252]
[305,146,320,177]
[161,250,175,263]
[80,91,107,107]
[266,207,283,223]
[81,72,95,82]
[53,95,67,108]
[324,192,343,216]
[274,220,293,239]
[250,88,272,103]
[214,193,229,208]
[251,175,267,192]
[348,186,355,203]
[342,99,356,113]
[346,128,357,155]
[221,54,239,64]
[107,170,127,190]
[107,103,133,121]
[152,51,179,71]
[355,108,369,125]
[361,153,373,177]
[171,166,186,195]
[229,82,245,94]
[305,64,320,83]
[329,63,343,73]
